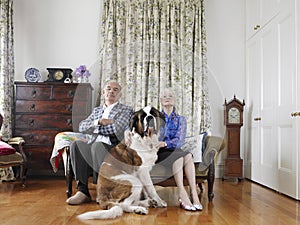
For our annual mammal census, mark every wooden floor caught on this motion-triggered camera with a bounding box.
[0,177,300,225]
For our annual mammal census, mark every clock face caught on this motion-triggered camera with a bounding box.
[228,107,240,124]
[54,71,64,81]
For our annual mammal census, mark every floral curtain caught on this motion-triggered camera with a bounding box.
[97,0,211,136]
[0,0,14,140]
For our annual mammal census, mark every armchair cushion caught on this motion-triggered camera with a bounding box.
[182,132,208,163]
[0,137,26,165]
[0,152,24,164]
[0,141,16,156]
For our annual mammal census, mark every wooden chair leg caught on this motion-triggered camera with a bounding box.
[198,182,204,193]
[20,165,27,188]
[65,147,74,198]
[12,165,26,187]
[207,160,215,202]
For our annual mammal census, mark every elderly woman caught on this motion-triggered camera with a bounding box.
[155,87,202,211]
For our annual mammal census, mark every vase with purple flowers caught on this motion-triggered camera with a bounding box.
[74,65,91,83]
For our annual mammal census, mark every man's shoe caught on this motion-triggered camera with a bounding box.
[66,191,91,205]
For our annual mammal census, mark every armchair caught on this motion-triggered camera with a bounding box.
[0,114,27,186]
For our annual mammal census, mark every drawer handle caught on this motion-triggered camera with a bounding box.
[29,119,35,127]
[68,90,74,97]
[67,119,72,126]
[66,104,72,112]
[29,134,34,141]
[31,89,37,98]
[30,103,36,111]
[254,117,261,121]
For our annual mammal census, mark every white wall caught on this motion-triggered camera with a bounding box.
[206,0,245,176]
[206,0,246,133]
[14,0,246,178]
[14,0,102,102]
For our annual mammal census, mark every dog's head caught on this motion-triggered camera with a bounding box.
[129,106,165,138]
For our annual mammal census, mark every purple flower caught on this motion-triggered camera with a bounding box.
[83,70,91,77]
[75,65,91,77]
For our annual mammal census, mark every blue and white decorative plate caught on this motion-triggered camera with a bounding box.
[25,68,41,82]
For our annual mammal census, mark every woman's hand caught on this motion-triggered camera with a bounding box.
[156,141,167,149]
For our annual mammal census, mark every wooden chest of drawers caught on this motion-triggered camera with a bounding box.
[13,82,93,175]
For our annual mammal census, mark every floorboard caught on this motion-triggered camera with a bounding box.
[0,177,299,225]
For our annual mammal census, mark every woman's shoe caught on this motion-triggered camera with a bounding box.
[178,198,196,211]
[193,203,203,211]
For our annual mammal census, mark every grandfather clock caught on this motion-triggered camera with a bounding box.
[223,95,245,181]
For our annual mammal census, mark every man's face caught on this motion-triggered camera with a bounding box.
[102,81,122,103]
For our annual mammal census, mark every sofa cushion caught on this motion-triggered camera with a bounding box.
[0,141,16,156]
[182,132,208,163]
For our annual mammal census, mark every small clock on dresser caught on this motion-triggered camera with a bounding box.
[223,95,245,181]
[45,68,73,83]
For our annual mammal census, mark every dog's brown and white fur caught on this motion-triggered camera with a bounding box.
[77,106,167,220]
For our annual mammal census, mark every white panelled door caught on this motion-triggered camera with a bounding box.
[246,37,262,184]
[259,21,278,191]
[246,21,279,191]
[246,0,298,199]
[276,8,297,199]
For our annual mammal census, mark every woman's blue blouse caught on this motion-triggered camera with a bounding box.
[159,110,187,149]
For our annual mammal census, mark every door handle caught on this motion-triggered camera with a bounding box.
[291,112,300,117]
[254,117,261,121]
[254,24,261,30]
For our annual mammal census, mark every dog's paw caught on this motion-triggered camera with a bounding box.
[138,199,150,208]
[156,199,167,208]
[149,199,158,208]
[149,198,167,208]
[134,206,148,215]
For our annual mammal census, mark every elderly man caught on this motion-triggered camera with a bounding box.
[66,80,133,205]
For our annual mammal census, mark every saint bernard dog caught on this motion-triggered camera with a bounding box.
[77,106,167,220]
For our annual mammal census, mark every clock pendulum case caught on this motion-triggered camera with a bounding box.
[223,95,245,181]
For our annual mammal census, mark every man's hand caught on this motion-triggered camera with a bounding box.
[124,130,132,147]
[98,118,114,126]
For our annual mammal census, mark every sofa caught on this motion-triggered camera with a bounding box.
[64,134,225,202]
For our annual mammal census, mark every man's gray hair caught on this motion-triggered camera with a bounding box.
[103,80,122,91]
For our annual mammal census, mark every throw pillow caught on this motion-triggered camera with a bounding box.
[182,132,208,163]
[0,141,16,156]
